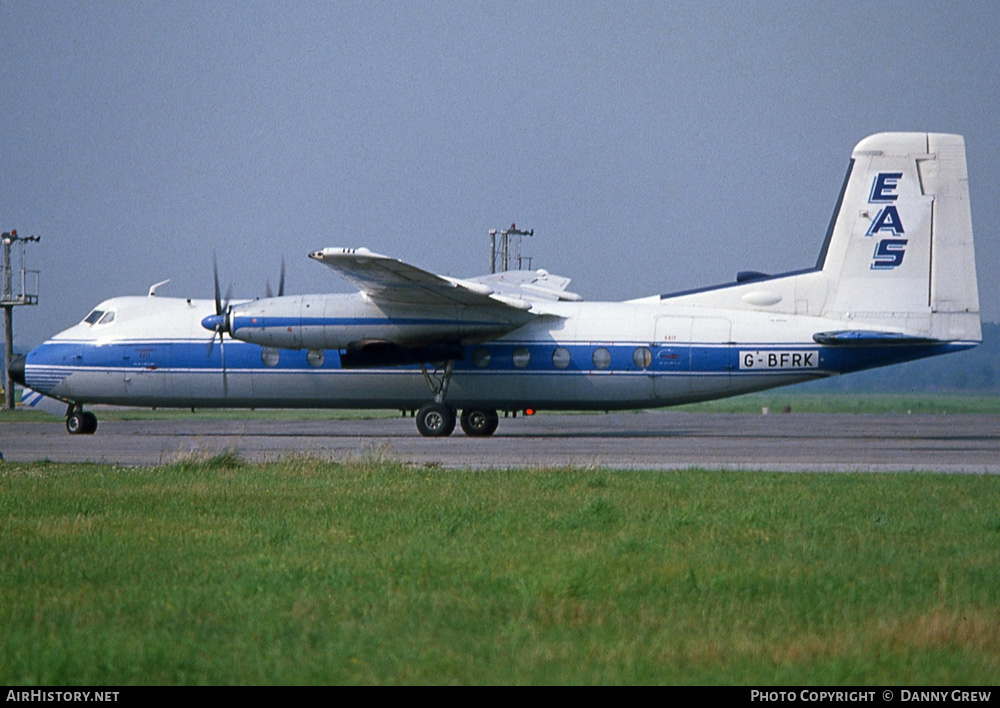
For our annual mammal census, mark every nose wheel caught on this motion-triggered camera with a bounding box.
[66,409,98,435]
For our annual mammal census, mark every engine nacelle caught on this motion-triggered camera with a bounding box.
[224,293,531,351]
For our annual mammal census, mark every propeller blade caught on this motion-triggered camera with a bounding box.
[208,255,221,357]
[220,334,228,397]
[213,253,222,316]
[208,254,231,396]
[265,257,286,299]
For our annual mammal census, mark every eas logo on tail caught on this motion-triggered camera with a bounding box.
[867,172,907,270]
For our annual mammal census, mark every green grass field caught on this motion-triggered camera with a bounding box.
[2,455,998,685]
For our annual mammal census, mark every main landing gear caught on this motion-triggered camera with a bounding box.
[414,360,500,438]
[413,403,500,438]
[66,405,98,435]
[415,402,500,438]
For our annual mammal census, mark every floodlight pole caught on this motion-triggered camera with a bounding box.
[3,306,11,410]
[488,224,534,274]
[2,231,40,410]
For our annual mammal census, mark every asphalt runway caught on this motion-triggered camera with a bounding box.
[2,411,999,472]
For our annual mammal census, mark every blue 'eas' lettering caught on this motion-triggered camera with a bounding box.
[866,205,905,236]
[871,239,908,270]
[870,172,902,203]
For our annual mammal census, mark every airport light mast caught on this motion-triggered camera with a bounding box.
[489,224,534,274]
[2,230,40,410]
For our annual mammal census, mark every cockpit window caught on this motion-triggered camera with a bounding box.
[83,309,117,326]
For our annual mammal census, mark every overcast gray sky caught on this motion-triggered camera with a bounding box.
[3,0,998,348]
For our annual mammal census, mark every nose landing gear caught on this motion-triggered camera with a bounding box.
[66,406,98,435]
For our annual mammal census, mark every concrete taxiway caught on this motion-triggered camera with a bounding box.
[2,411,998,472]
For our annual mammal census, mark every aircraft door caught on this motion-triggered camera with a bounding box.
[121,344,167,399]
[653,316,692,398]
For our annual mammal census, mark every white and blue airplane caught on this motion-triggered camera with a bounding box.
[9,133,981,437]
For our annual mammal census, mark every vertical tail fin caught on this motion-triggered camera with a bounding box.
[820,132,980,342]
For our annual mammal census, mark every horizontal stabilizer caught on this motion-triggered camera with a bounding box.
[812,330,941,346]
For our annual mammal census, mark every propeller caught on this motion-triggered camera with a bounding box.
[201,254,232,396]
[200,256,287,397]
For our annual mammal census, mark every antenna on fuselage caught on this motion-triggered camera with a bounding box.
[148,279,171,297]
[489,224,534,274]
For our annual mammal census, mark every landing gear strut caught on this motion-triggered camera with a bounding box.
[420,361,454,404]
[415,360,501,437]
[416,361,456,437]
[66,405,98,435]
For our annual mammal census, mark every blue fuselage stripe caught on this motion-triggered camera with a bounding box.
[26,339,972,381]
[230,316,500,331]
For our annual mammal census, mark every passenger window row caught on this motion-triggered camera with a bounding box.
[472,346,653,370]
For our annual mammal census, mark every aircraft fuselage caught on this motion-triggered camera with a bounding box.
[19,293,969,413]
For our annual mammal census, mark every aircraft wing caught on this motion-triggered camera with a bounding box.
[309,247,575,309]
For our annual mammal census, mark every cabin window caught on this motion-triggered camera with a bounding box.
[97,311,116,325]
[261,347,280,367]
[306,350,325,367]
[592,347,611,370]
[472,347,491,368]
[552,347,571,369]
[84,310,104,325]
[633,347,651,368]
[512,347,531,369]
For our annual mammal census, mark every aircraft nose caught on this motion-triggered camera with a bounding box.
[8,354,26,387]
